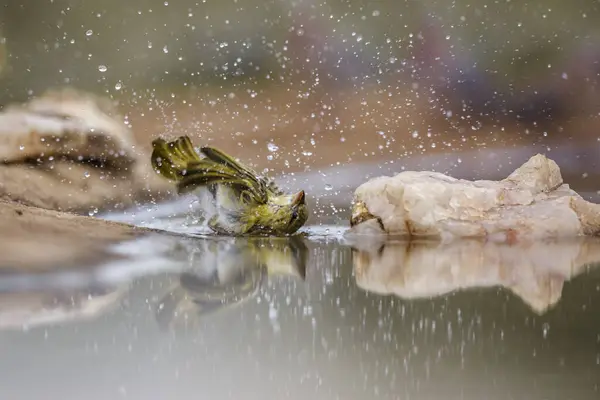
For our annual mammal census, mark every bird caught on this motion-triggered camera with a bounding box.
[150,135,309,236]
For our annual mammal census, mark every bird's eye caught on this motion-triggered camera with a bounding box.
[290,209,298,221]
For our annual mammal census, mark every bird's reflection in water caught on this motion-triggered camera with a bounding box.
[347,236,600,314]
[155,235,308,329]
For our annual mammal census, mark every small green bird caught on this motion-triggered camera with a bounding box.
[151,136,308,235]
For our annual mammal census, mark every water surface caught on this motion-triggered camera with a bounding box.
[0,203,599,400]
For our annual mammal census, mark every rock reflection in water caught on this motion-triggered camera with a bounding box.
[0,286,125,331]
[349,236,600,314]
[153,235,308,329]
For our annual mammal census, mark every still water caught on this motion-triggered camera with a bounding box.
[0,203,599,399]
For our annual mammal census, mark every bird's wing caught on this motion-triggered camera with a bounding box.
[178,160,265,203]
[199,146,275,201]
[259,176,285,196]
[152,137,274,204]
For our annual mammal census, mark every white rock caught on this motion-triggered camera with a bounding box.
[350,236,600,314]
[349,154,600,241]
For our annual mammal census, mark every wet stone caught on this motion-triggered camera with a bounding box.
[349,154,600,241]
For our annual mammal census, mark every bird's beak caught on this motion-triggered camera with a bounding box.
[292,190,306,206]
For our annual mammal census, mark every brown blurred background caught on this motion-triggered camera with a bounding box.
[2,0,600,201]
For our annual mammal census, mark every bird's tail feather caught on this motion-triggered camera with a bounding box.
[151,136,203,182]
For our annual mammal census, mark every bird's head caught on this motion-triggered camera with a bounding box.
[252,190,308,235]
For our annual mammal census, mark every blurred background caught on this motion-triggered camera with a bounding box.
[2,5,600,399]
[2,0,600,197]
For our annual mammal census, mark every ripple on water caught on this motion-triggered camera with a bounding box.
[102,199,349,241]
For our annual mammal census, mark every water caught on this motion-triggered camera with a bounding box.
[1,202,600,399]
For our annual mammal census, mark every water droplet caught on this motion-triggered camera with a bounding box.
[114,82,122,90]
[98,65,107,72]
[163,45,169,54]
[542,323,550,338]
[372,10,380,17]
[19,145,24,151]
[85,29,93,36]
[83,171,91,178]
[268,305,278,320]
[267,142,279,152]
[325,184,333,191]
[296,28,305,37]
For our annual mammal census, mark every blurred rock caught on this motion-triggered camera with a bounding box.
[349,154,600,241]
[0,88,170,212]
[351,236,600,314]
[0,88,135,162]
